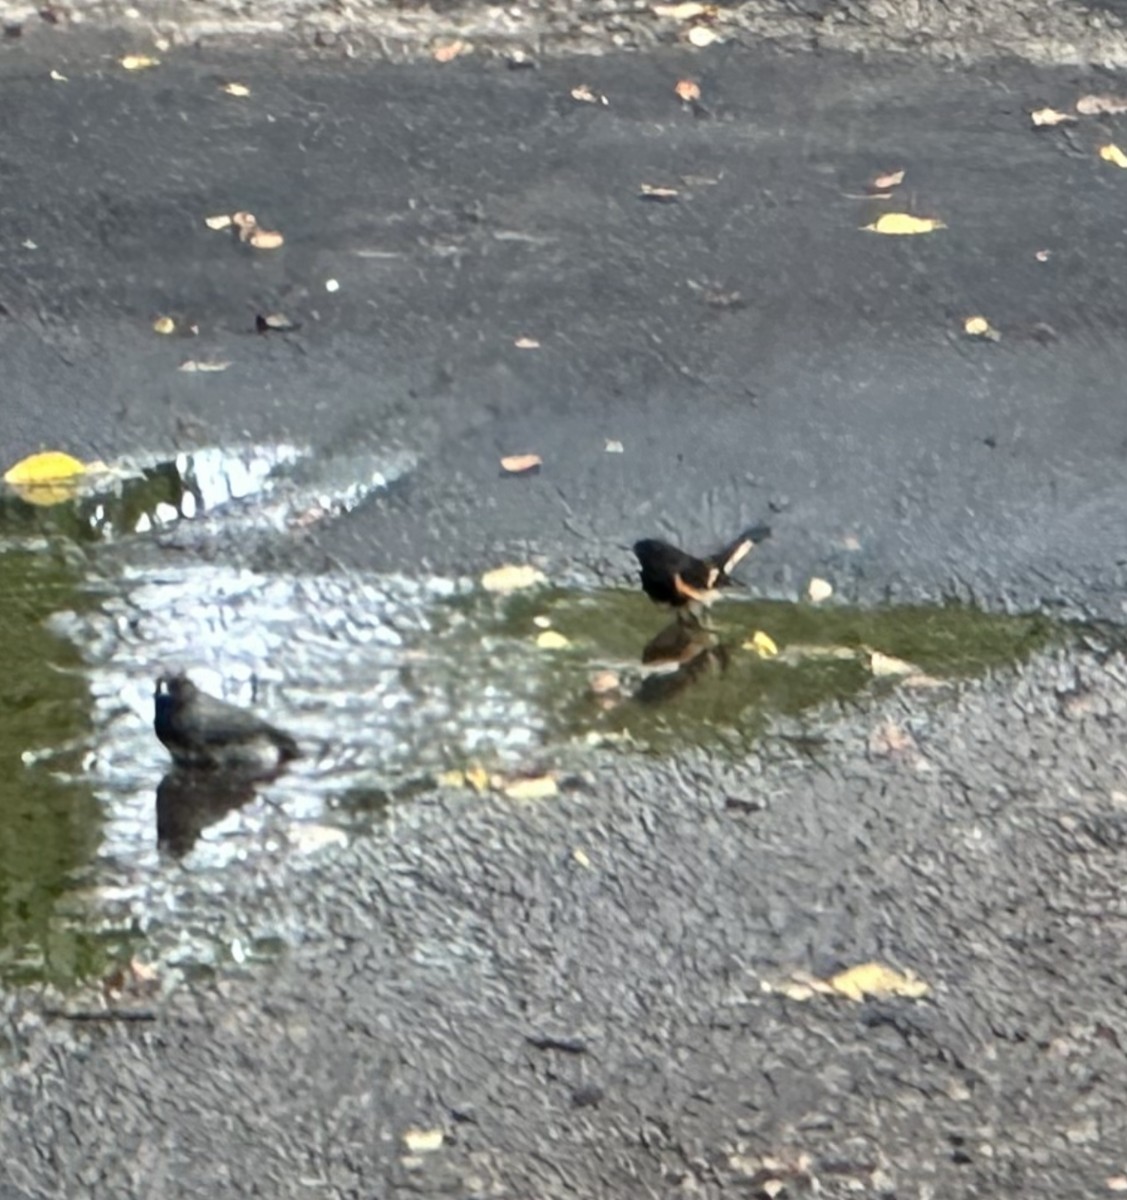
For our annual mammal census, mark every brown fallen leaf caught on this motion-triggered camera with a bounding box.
[500,453,542,475]
[639,183,680,201]
[871,168,905,189]
[103,956,160,999]
[514,336,540,349]
[570,84,608,105]
[179,359,232,373]
[1077,93,1127,115]
[433,39,468,63]
[1030,106,1076,127]
[1100,143,1127,169]
[248,229,284,250]
[674,78,701,102]
[120,54,159,70]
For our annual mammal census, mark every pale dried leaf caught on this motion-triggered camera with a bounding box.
[1077,93,1127,115]
[222,81,251,97]
[231,210,258,236]
[248,228,284,250]
[589,669,620,695]
[652,0,708,18]
[536,630,570,650]
[480,563,547,593]
[1035,248,1051,262]
[514,336,540,349]
[433,39,468,63]
[1106,1176,1127,1192]
[205,213,233,231]
[687,24,720,46]
[120,54,159,70]
[640,183,679,200]
[871,168,905,189]
[403,1128,444,1153]
[674,78,701,102]
[1101,143,1127,169]
[868,719,917,759]
[761,1181,786,1200]
[503,774,559,800]
[152,315,175,335]
[964,314,1000,341]
[179,359,231,373]
[49,68,67,82]
[500,453,542,474]
[572,847,592,868]
[863,212,946,235]
[1030,106,1076,127]
[807,577,833,603]
[570,84,607,105]
[828,961,930,1002]
[605,439,624,453]
[869,650,916,677]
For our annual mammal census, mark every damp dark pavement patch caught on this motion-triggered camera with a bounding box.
[3,39,1127,615]
[3,24,1127,1200]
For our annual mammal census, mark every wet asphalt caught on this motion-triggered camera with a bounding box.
[4,12,1127,1199]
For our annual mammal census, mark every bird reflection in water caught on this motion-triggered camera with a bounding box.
[635,611,731,705]
[156,770,259,856]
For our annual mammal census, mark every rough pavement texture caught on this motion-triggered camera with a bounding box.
[3,43,1127,615]
[6,0,1127,67]
[4,21,1127,1200]
[4,645,1127,1198]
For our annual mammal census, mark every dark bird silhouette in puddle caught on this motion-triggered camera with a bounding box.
[153,672,300,774]
[156,770,257,856]
[633,523,771,614]
[636,611,731,704]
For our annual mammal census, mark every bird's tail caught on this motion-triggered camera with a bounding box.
[711,523,771,581]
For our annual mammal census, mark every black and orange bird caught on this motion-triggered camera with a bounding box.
[632,524,771,612]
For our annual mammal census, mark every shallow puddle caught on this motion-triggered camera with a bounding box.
[0,443,1067,989]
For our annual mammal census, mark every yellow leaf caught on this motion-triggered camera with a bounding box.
[402,1128,444,1153]
[205,213,233,231]
[437,769,466,788]
[464,764,490,793]
[153,315,175,335]
[1100,143,1127,169]
[1030,106,1075,127]
[120,54,160,70]
[4,451,86,486]
[536,630,570,650]
[222,82,251,97]
[503,775,559,800]
[828,962,930,1002]
[744,630,779,658]
[964,315,1000,341]
[807,577,833,603]
[863,212,946,235]
[480,563,547,593]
